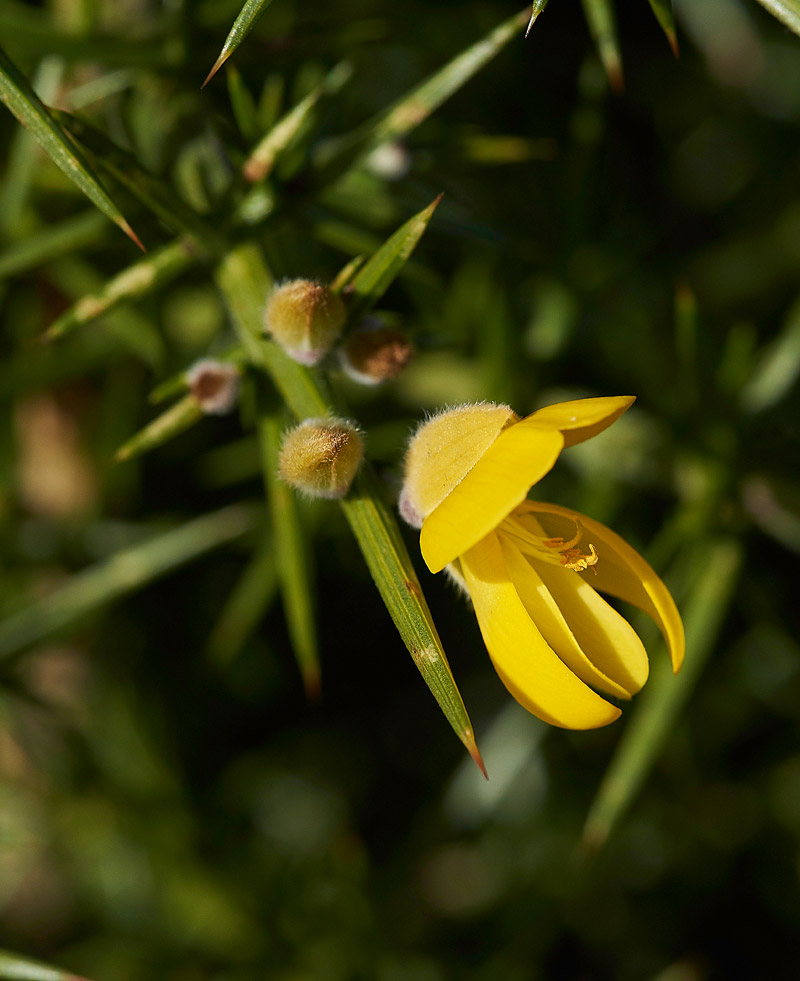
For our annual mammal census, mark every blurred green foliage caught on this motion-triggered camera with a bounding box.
[1,0,800,979]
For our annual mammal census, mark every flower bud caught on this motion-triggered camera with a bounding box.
[264,279,346,365]
[186,359,240,415]
[278,418,364,499]
[340,318,414,385]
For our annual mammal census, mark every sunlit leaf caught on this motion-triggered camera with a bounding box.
[647,0,679,55]
[0,947,89,981]
[0,44,142,248]
[44,239,196,341]
[753,0,800,36]
[580,0,624,91]
[203,0,278,88]
[114,395,204,462]
[526,0,551,37]
[243,62,353,182]
[345,195,442,324]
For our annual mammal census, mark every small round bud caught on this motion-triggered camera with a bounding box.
[278,418,364,499]
[186,359,240,415]
[264,279,346,366]
[340,318,414,385]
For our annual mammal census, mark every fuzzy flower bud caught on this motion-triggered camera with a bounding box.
[264,279,346,365]
[186,359,240,415]
[340,318,414,385]
[278,418,364,499]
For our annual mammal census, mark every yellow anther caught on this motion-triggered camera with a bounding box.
[560,543,599,573]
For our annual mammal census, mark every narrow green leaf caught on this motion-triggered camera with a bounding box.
[44,239,195,341]
[207,532,278,665]
[0,947,88,981]
[243,61,353,182]
[216,243,485,771]
[114,395,204,462]
[0,44,143,248]
[581,539,743,852]
[0,210,107,281]
[53,110,223,250]
[0,54,63,236]
[203,0,277,88]
[317,7,531,177]
[753,0,800,35]
[0,505,258,662]
[345,194,442,325]
[259,409,321,698]
[647,0,679,55]
[526,0,552,37]
[580,0,624,91]
[330,254,366,293]
[226,64,260,142]
[741,294,800,414]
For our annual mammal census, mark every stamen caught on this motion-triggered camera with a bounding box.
[500,506,600,573]
[560,543,599,574]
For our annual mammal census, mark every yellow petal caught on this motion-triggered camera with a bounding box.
[460,532,621,729]
[403,403,515,518]
[526,396,635,448]
[421,420,564,573]
[524,502,684,672]
[531,549,650,695]
[500,536,634,700]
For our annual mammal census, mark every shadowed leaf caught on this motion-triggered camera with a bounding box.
[0,210,107,280]
[0,44,142,248]
[316,7,531,179]
[207,531,278,665]
[0,506,258,662]
[53,110,223,249]
[259,408,321,699]
[581,539,742,852]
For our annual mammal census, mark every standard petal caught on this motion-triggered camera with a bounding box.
[526,396,635,448]
[420,421,564,573]
[524,502,684,672]
[500,536,634,700]
[460,533,621,730]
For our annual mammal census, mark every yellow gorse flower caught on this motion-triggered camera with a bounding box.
[399,396,685,730]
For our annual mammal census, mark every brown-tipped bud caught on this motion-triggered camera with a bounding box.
[186,359,240,415]
[340,318,414,385]
[278,418,364,499]
[264,279,346,366]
